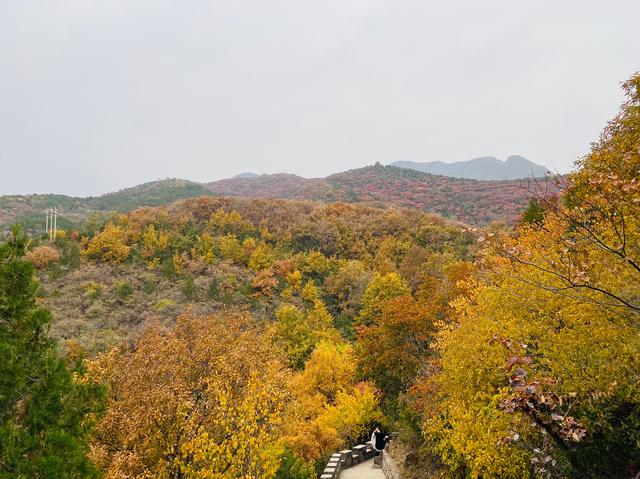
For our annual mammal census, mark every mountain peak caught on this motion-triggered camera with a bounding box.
[233,172,259,179]
[391,156,549,180]
[505,155,532,164]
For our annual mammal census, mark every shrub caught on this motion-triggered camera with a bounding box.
[24,245,60,269]
[61,241,81,269]
[48,262,63,280]
[217,234,244,263]
[154,299,176,311]
[142,280,157,294]
[49,288,62,299]
[219,293,233,305]
[114,281,134,300]
[207,277,220,300]
[181,275,197,300]
[248,244,274,271]
[216,274,241,305]
[83,282,102,300]
[275,447,315,479]
[161,257,177,279]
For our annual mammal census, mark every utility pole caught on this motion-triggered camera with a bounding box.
[45,207,60,242]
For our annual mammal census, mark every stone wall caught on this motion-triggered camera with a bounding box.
[320,440,404,479]
[319,443,377,478]
[382,449,402,479]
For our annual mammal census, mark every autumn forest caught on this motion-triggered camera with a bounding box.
[1,74,640,479]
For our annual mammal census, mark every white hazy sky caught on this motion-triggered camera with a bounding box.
[1,0,638,196]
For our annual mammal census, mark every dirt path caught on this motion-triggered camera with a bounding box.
[339,459,385,479]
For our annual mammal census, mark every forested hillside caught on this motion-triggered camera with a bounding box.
[206,165,547,224]
[23,198,477,477]
[38,199,476,355]
[0,179,214,235]
[1,73,639,479]
[1,165,550,236]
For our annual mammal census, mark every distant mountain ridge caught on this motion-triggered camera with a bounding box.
[391,155,549,180]
[1,164,558,234]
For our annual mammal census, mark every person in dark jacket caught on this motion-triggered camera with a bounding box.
[371,426,386,467]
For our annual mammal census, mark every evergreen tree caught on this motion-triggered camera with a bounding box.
[0,226,104,479]
[521,196,544,224]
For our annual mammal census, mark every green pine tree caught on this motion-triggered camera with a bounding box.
[521,196,544,224]
[0,226,104,479]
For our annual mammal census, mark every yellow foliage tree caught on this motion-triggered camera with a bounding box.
[140,224,169,264]
[248,243,274,271]
[301,281,319,303]
[306,299,341,345]
[419,74,640,478]
[372,236,410,274]
[292,342,356,403]
[300,251,332,278]
[88,312,290,479]
[194,231,216,264]
[318,382,384,447]
[285,343,381,462]
[271,304,316,370]
[83,223,131,263]
[206,209,254,237]
[357,272,410,326]
[272,298,343,370]
[217,234,244,263]
[285,269,303,290]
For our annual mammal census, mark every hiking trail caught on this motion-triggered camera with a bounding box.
[339,458,385,479]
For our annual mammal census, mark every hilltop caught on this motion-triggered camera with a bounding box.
[391,155,549,180]
[206,173,310,199]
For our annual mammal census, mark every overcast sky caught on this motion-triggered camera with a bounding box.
[1,1,638,196]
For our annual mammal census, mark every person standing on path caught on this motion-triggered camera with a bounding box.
[371,426,386,468]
